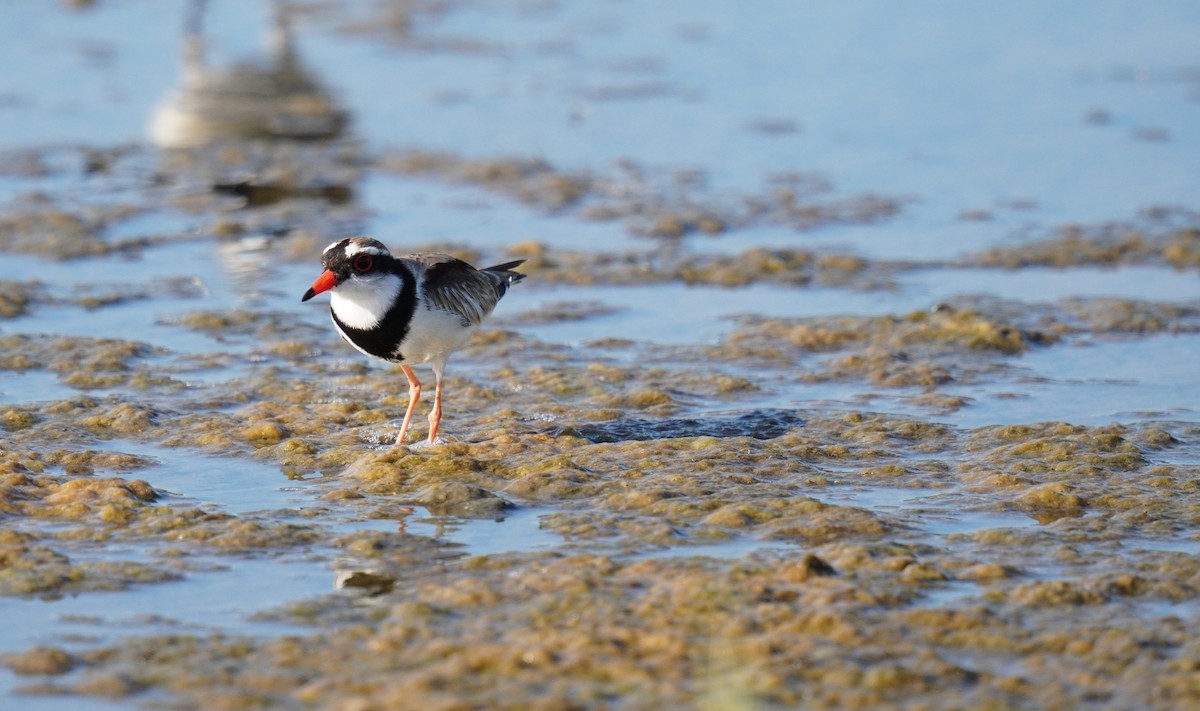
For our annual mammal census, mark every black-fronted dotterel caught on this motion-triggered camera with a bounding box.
[303,236,526,445]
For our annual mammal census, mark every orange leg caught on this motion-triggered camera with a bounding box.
[396,364,421,445]
[426,374,444,444]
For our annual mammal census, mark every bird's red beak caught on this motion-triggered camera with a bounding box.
[301,269,338,302]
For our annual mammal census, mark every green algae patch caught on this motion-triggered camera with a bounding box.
[48,546,1196,711]
[77,403,162,436]
[972,223,1200,270]
[0,280,42,318]
[715,302,1060,395]
[493,242,898,289]
[1011,481,1088,515]
[728,305,1049,356]
[899,308,1038,353]
[188,520,322,552]
[238,420,290,444]
[0,335,158,383]
[503,467,600,502]
[1,408,38,431]
[0,201,146,259]
[0,536,180,596]
[413,480,512,518]
[43,477,157,507]
[701,497,892,543]
[375,149,906,242]
[1058,298,1200,334]
[0,450,161,525]
[1,646,76,676]
[967,422,1150,475]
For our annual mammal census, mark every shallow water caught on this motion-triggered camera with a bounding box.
[971,332,1200,425]
[2,1,1200,709]
[512,265,1200,346]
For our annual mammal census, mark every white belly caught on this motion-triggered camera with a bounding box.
[400,305,476,367]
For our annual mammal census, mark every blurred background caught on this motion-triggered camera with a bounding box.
[2,0,1199,416]
[4,1,1198,249]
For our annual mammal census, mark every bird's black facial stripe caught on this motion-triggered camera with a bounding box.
[322,240,395,280]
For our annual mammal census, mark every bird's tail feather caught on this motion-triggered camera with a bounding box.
[483,259,527,288]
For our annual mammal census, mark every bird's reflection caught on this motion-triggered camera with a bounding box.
[149,0,348,148]
[334,569,397,596]
[147,0,362,286]
[332,508,437,598]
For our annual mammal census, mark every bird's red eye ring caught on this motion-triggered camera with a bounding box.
[352,254,373,272]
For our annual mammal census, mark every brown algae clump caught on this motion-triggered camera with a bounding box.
[972,223,1200,269]
[1,645,76,676]
[39,543,1200,710]
[376,149,907,238]
[0,530,180,596]
[0,280,43,318]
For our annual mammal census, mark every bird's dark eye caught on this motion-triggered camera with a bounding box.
[352,254,373,273]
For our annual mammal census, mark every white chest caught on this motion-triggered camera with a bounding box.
[329,275,402,330]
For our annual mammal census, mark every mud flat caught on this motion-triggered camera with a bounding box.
[3,1,1200,709]
[4,214,1200,707]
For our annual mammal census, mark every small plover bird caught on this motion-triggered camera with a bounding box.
[302,237,526,445]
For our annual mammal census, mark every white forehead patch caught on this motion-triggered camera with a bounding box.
[344,242,385,258]
[323,238,388,257]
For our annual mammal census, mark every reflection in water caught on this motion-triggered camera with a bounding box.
[334,569,397,596]
[145,0,362,284]
[559,408,807,443]
[149,0,348,148]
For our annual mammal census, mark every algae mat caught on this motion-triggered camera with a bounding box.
[2,1,1200,709]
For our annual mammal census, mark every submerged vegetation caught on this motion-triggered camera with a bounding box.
[2,1,1199,709]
